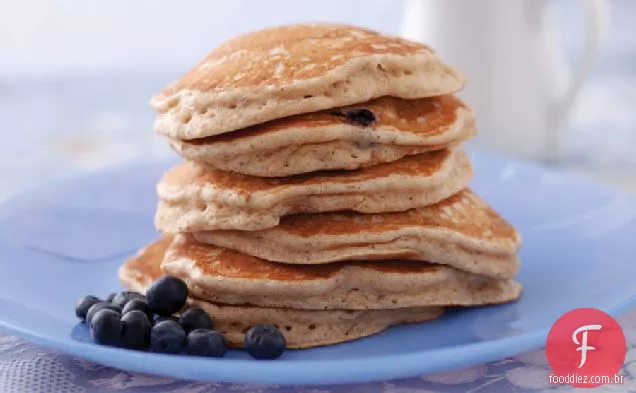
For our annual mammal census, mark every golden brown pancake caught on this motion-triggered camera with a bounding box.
[151,23,465,139]
[155,148,473,231]
[118,236,445,349]
[170,95,475,177]
[194,189,521,279]
[160,234,522,310]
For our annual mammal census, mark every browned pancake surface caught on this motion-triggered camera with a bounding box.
[170,234,439,282]
[188,95,465,144]
[122,234,438,284]
[161,149,451,192]
[157,23,432,98]
[121,235,173,285]
[277,190,518,244]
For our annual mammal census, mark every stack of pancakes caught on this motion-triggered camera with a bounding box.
[119,23,522,349]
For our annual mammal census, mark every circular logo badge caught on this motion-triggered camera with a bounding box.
[546,308,626,388]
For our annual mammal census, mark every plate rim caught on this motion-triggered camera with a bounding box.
[1,299,634,385]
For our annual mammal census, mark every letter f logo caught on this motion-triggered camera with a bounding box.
[572,324,602,368]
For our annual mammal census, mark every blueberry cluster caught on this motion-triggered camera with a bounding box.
[74,276,286,360]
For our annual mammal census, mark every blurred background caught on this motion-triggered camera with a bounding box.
[0,0,634,200]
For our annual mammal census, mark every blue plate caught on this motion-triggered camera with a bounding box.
[0,152,635,385]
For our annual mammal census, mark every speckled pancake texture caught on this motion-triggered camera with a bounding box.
[170,95,475,177]
[161,234,522,310]
[151,23,465,139]
[132,22,523,350]
[155,148,473,232]
[118,237,445,349]
[194,189,521,279]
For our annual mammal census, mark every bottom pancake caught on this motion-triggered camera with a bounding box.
[189,300,443,349]
[118,238,444,349]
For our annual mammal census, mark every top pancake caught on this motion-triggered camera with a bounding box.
[170,95,475,177]
[151,23,465,139]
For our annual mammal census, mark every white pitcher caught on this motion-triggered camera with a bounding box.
[400,0,609,162]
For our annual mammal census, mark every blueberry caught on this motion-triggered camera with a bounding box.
[122,299,152,319]
[111,291,145,309]
[330,108,376,127]
[150,320,185,354]
[86,302,122,325]
[90,309,121,346]
[185,329,226,357]
[146,276,188,316]
[75,295,101,321]
[179,308,213,333]
[120,310,151,350]
[105,293,117,302]
[244,324,286,360]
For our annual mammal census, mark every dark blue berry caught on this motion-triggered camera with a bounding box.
[111,291,145,309]
[179,308,213,333]
[105,293,117,302]
[86,302,122,325]
[122,299,152,319]
[185,329,226,357]
[75,295,101,321]
[150,320,185,354]
[120,310,151,350]
[90,309,121,346]
[245,324,286,360]
[146,276,188,316]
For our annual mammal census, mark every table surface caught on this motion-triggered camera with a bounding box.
[2,2,636,391]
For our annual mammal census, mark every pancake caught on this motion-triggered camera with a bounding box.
[189,300,443,349]
[118,236,444,349]
[195,189,521,279]
[162,234,522,310]
[151,23,465,139]
[156,148,472,232]
[170,95,475,177]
